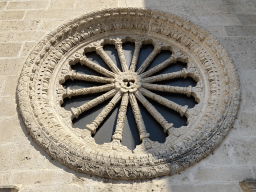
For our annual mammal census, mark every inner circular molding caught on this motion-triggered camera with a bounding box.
[17,8,240,180]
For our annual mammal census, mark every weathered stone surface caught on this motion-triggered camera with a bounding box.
[194,166,253,181]
[237,14,256,25]
[207,143,233,164]
[75,0,118,10]
[118,0,144,7]
[0,97,17,116]
[0,31,46,42]
[24,9,88,20]
[230,137,256,164]
[171,183,241,192]
[225,26,256,36]
[207,26,228,37]
[7,1,48,10]
[0,20,40,31]
[220,37,256,52]
[0,43,22,57]
[184,2,256,15]
[2,76,19,96]
[37,20,65,31]
[239,70,256,112]
[0,2,7,10]
[233,111,256,136]
[49,0,76,9]
[0,11,25,20]
[198,14,241,26]
[0,58,25,75]
[230,52,256,70]
[0,117,27,143]
[0,76,6,96]
[20,42,36,57]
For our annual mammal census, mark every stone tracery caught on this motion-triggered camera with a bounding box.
[17,8,240,180]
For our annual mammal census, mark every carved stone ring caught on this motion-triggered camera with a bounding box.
[17,8,240,180]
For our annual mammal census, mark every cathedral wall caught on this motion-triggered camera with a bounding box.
[0,0,255,191]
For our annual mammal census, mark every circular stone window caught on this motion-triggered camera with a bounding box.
[17,8,240,180]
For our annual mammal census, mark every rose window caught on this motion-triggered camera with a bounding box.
[17,8,240,180]
[60,37,199,151]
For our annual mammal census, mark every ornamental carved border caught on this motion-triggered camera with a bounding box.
[17,8,240,180]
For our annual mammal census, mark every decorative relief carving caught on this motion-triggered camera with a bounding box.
[17,8,240,180]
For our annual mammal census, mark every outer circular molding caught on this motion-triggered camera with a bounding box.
[17,8,240,180]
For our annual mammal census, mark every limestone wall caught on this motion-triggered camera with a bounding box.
[0,0,255,191]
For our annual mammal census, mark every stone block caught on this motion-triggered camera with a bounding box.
[37,20,65,31]
[198,14,241,26]
[7,1,48,10]
[0,117,27,143]
[207,26,228,37]
[237,14,256,25]
[9,170,72,186]
[0,58,25,76]
[239,70,256,112]
[21,42,36,57]
[230,137,256,164]
[24,9,88,20]
[118,0,145,7]
[207,142,233,164]
[0,97,17,117]
[20,185,84,192]
[233,111,256,136]
[0,43,22,57]
[225,26,256,36]
[170,183,241,192]
[147,4,188,16]
[0,76,6,96]
[230,51,256,70]
[49,0,76,9]
[0,20,40,31]
[8,143,46,171]
[75,0,118,10]
[0,145,11,172]
[0,31,46,43]
[0,2,7,10]
[183,2,256,16]
[194,166,253,181]
[219,37,256,52]
[2,76,19,97]
[0,11,25,20]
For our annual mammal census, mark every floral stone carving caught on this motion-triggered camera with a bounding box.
[17,8,240,180]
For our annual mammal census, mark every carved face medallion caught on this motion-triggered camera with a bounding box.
[115,72,141,93]
[17,8,240,180]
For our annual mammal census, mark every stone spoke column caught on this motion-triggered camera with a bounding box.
[129,93,150,140]
[142,68,188,83]
[80,56,116,78]
[129,41,142,72]
[96,45,121,74]
[86,91,122,134]
[69,70,114,83]
[140,55,176,78]
[135,91,173,134]
[112,93,129,141]
[71,89,117,119]
[65,83,115,99]
[142,83,193,97]
[137,45,162,74]
[115,39,128,72]
[140,88,188,117]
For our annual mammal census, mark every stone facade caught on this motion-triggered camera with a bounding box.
[0,0,255,191]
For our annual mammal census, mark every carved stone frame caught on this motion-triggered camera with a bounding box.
[17,8,240,180]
